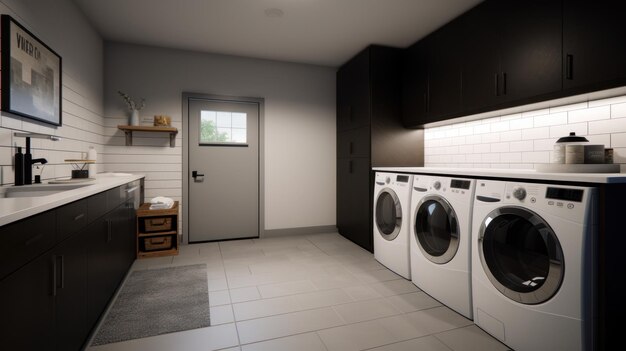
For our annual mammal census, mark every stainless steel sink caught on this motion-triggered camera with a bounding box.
[0,183,91,198]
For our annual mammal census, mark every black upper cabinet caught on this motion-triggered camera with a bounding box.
[563,0,626,92]
[461,0,562,114]
[401,41,428,126]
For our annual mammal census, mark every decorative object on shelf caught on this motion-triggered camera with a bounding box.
[553,132,588,164]
[1,15,62,126]
[154,115,172,127]
[117,125,178,147]
[65,159,95,179]
[117,91,145,126]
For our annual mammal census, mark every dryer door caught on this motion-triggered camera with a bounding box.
[414,195,460,264]
[478,206,564,305]
[375,189,402,241]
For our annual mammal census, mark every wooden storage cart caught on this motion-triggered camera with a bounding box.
[136,201,179,258]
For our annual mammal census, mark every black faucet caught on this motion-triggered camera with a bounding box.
[23,137,48,185]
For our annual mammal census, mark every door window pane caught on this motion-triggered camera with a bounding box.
[200,110,247,144]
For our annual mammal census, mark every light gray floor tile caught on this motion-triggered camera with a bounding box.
[386,292,442,313]
[209,290,232,306]
[294,288,354,309]
[309,271,362,290]
[233,295,300,321]
[370,279,420,297]
[354,269,402,283]
[333,297,401,323]
[86,323,238,351]
[342,285,384,301]
[368,335,453,351]
[236,307,344,344]
[208,278,229,292]
[225,265,252,278]
[241,332,327,351]
[434,325,510,351]
[210,305,235,325]
[257,279,318,298]
[404,307,474,335]
[229,286,261,303]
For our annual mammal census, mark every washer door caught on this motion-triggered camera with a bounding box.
[479,206,564,305]
[414,195,460,264]
[375,189,402,241]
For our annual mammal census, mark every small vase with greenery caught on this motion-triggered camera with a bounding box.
[118,91,145,126]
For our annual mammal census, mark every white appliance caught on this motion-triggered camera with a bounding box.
[472,180,596,351]
[373,172,413,279]
[409,175,475,319]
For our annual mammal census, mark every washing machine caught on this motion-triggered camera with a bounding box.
[409,175,475,319]
[373,172,413,279]
[472,179,597,351]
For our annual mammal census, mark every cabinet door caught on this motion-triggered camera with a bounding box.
[54,233,89,351]
[401,41,428,127]
[461,2,501,113]
[499,0,562,103]
[111,201,136,281]
[337,158,372,252]
[337,48,371,131]
[426,24,463,120]
[337,127,370,159]
[336,158,352,235]
[563,0,626,91]
[86,217,116,327]
[0,254,55,350]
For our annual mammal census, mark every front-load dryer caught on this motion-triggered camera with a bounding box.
[472,179,597,351]
[373,172,413,279]
[410,175,475,319]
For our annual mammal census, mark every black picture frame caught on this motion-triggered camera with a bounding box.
[1,14,62,126]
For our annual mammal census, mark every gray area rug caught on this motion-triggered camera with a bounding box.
[91,264,210,345]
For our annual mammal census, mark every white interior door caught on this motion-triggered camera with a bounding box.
[187,98,259,242]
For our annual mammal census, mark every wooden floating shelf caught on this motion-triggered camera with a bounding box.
[117,125,178,147]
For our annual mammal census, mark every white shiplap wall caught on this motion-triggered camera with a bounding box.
[0,0,103,185]
[424,93,626,171]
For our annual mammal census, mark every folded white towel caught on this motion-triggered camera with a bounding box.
[150,196,174,210]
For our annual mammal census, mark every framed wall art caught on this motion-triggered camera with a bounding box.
[1,14,62,126]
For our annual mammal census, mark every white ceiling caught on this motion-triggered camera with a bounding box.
[73,0,482,67]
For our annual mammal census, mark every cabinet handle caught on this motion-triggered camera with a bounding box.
[502,72,507,95]
[349,141,354,155]
[494,73,499,96]
[566,54,574,80]
[349,160,353,174]
[74,213,85,221]
[126,186,139,194]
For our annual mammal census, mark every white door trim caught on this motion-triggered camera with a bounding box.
[182,92,265,244]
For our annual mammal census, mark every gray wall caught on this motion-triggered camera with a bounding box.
[0,0,104,184]
[103,42,336,233]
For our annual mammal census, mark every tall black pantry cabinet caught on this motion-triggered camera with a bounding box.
[337,45,423,252]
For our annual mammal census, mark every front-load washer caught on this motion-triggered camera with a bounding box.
[410,175,475,319]
[472,179,597,351]
[373,172,413,279]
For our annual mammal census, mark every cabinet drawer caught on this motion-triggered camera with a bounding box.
[143,217,173,232]
[142,236,173,251]
[56,198,88,241]
[338,127,370,158]
[0,210,56,280]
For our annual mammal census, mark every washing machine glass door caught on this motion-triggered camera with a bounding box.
[375,189,402,241]
[479,206,564,305]
[414,195,459,264]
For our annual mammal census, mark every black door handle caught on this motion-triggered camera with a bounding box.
[192,171,204,178]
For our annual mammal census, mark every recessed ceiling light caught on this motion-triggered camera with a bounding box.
[264,8,284,18]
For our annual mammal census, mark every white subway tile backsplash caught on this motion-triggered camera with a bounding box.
[611,103,626,119]
[589,117,626,134]
[549,123,588,138]
[549,102,588,114]
[423,93,626,170]
[509,140,534,152]
[509,117,534,130]
[534,112,567,127]
[522,127,550,140]
[568,106,610,123]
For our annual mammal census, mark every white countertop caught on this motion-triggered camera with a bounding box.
[372,167,626,184]
[0,173,145,227]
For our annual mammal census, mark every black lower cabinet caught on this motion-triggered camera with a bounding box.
[337,157,373,251]
[0,253,55,350]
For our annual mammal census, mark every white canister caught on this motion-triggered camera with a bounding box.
[87,146,97,177]
[553,132,589,164]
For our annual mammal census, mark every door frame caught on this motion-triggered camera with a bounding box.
[182,92,265,245]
